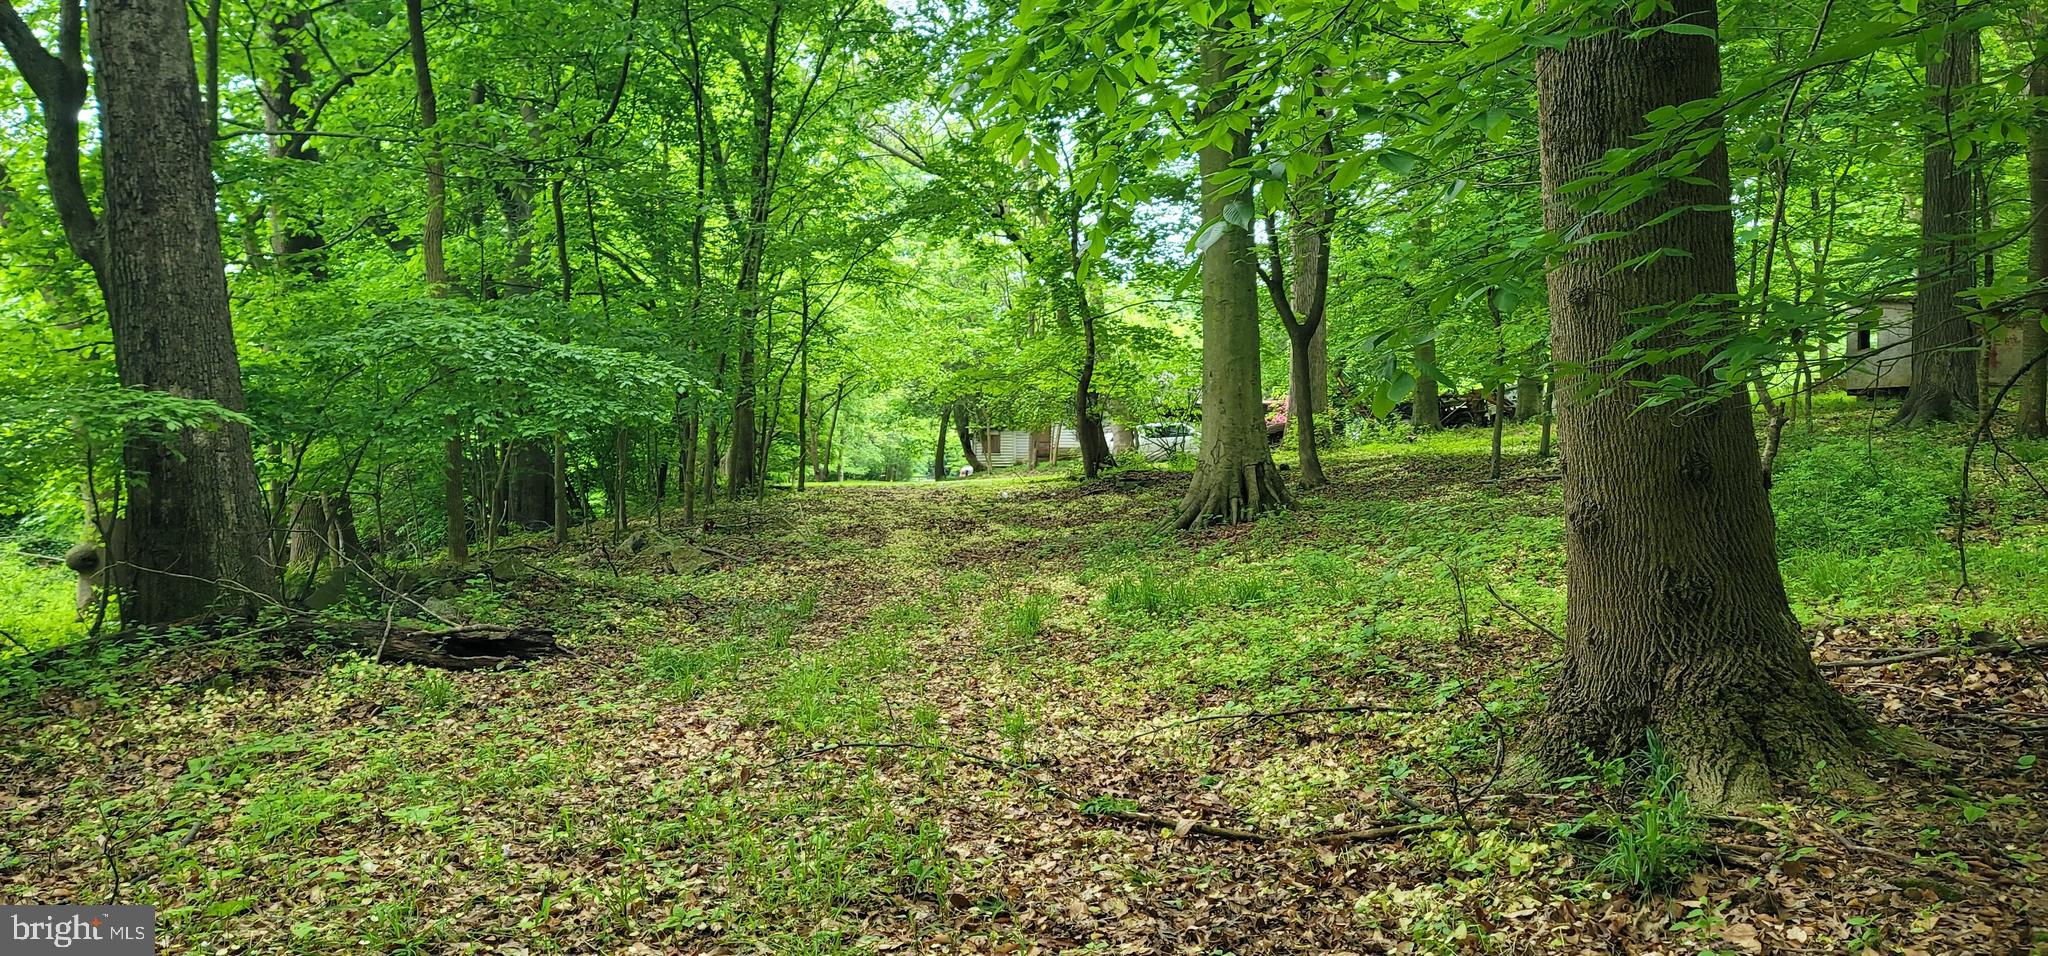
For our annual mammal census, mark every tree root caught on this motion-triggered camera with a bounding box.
[1171,458,1291,529]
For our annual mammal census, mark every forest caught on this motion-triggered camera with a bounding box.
[0,0,2045,951]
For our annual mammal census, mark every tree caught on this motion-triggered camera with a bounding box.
[2022,8,2048,438]
[405,0,466,563]
[1526,0,1903,804]
[1175,26,1288,528]
[2,0,278,624]
[952,403,986,473]
[1258,206,1329,489]
[1896,6,1980,427]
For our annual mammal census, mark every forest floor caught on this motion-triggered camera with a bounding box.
[4,403,2048,955]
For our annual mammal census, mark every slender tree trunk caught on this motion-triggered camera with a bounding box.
[797,330,810,491]
[1897,11,1980,426]
[1489,386,1506,479]
[406,0,465,563]
[612,427,628,537]
[551,431,568,546]
[953,403,987,474]
[824,382,846,482]
[487,441,509,551]
[680,412,699,526]
[1074,325,1114,477]
[1284,197,1332,489]
[1489,298,1508,479]
[1308,322,1330,416]
[2022,11,2048,436]
[443,427,467,562]
[1287,325,1326,487]
[89,0,278,622]
[1413,334,1442,431]
[934,406,951,480]
[1175,29,1289,528]
[702,418,721,503]
[1515,370,1543,421]
[1529,0,1899,805]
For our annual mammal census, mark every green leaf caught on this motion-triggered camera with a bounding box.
[1376,149,1421,175]
[1388,371,1416,403]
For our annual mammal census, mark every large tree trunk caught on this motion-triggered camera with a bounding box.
[1529,0,1896,806]
[90,0,279,624]
[1897,13,1980,426]
[2023,12,2048,437]
[933,406,950,480]
[1174,33,1289,528]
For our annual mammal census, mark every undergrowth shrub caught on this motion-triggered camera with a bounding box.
[1101,571,1193,618]
[1770,436,1952,555]
[1587,737,1703,893]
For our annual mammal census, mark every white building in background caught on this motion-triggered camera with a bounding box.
[1843,296,2032,396]
[963,421,1197,469]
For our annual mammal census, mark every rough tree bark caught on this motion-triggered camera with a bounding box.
[2023,9,2048,437]
[1528,0,1905,805]
[1897,10,1980,426]
[83,0,280,623]
[1173,31,1289,528]
[933,406,950,481]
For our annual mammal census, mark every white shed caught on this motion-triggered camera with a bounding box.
[1841,297,2033,395]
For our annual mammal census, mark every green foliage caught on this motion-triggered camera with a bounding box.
[0,558,85,655]
[1585,738,1705,893]
[1770,433,1956,555]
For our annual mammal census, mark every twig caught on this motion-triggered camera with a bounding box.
[0,627,33,654]
[1817,637,2047,669]
[1483,579,1561,644]
[773,739,1432,845]
[769,740,1026,773]
[1119,702,1428,749]
[1838,837,1993,889]
[1956,346,2048,594]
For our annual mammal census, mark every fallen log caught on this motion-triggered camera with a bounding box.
[300,619,565,670]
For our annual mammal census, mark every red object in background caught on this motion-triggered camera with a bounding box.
[1263,397,1288,442]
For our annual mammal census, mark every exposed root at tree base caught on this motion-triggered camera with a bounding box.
[1515,661,1931,811]
[1172,459,1291,529]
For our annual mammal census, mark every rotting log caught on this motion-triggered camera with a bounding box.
[294,619,564,670]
